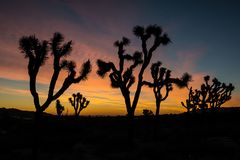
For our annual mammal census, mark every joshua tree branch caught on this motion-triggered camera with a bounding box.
[161,86,170,101]
[142,81,154,87]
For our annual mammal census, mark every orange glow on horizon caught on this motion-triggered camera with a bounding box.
[1,63,239,116]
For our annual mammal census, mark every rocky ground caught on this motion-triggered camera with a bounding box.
[1,107,240,160]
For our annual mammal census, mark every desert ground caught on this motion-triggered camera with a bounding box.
[1,107,240,160]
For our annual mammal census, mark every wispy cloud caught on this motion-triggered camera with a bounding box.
[0,86,29,95]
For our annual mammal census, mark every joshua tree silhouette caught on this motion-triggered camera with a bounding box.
[19,33,91,159]
[96,25,170,118]
[69,92,90,117]
[56,99,64,117]
[143,61,191,116]
[19,32,91,118]
[181,87,198,113]
[181,75,234,113]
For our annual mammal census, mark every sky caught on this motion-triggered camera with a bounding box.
[0,0,240,116]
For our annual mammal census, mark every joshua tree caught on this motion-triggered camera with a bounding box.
[181,87,198,113]
[96,25,170,118]
[19,32,91,119]
[181,75,234,113]
[56,99,64,117]
[205,76,234,110]
[143,61,191,116]
[69,92,90,117]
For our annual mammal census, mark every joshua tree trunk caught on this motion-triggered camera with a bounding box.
[32,110,43,160]
[121,90,135,143]
[155,99,161,116]
[153,95,161,139]
[121,89,134,118]
[131,54,152,116]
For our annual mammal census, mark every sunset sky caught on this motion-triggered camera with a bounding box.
[0,0,240,116]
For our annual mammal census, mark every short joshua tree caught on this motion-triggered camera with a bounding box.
[56,99,64,117]
[69,92,90,117]
[181,87,198,113]
[181,75,234,113]
[143,61,191,116]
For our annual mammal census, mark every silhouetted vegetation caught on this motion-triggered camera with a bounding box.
[7,24,236,160]
[19,32,91,159]
[19,32,91,117]
[56,99,64,117]
[96,25,170,118]
[143,61,191,116]
[142,109,154,117]
[181,75,234,113]
[69,92,90,117]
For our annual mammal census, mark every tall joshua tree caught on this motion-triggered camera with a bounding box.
[19,32,91,118]
[69,92,90,117]
[181,75,234,113]
[97,25,170,118]
[143,61,191,116]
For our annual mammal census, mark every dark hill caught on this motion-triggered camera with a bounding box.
[0,107,53,120]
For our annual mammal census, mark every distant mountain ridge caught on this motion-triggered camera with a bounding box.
[0,107,53,119]
[0,107,240,119]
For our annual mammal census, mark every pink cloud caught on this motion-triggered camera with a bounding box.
[0,86,29,95]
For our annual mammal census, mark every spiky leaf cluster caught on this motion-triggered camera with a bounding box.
[51,32,72,57]
[96,60,113,78]
[133,25,170,46]
[97,36,143,89]
[19,35,48,74]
